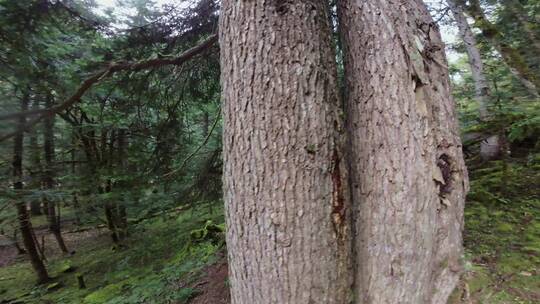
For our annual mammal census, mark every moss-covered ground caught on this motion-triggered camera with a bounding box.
[1,156,539,304]
[0,205,224,304]
[451,154,540,303]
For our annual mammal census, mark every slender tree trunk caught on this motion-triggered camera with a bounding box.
[102,181,120,244]
[29,99,43,215]
[202,111,210,137]
[448,0,501,160]
[14,92,50,284]
[104,203,120,244]
[339,0,468,303]
[73,193,82,226]
[43,94,69,254]
[462,0,540,96]
[220,1,353,303]
[116,129,128,239]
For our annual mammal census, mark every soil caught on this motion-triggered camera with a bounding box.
[189,260,230,304]
[0,243,19,267]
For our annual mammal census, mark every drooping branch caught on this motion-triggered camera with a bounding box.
[163,107,221,178]
[0,34,218,142]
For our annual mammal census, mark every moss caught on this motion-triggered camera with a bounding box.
[83,283,122,304]
[467,267,492,294]
[1,205,226,304]
[497,222,515,233]
[46,282,62,291]
[461,158,540,303]
[58,261,75,273]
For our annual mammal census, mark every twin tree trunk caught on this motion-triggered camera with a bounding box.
[220,0,467,303]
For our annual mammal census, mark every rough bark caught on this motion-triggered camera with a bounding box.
[462,0,540,96]
[14,93,50,284]
[43,94,69,254]
[447,0,501,160]
[220,1,353,303]
[339,0,468,303]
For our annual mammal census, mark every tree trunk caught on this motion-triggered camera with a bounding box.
[102,181,120,244]
[339,0,468,303]
[202,111,210,137]
[43,94,69,254]
[447,0,501,160]
[29,99,43,215]
[105,202,120,244]
[220,1,353,303]
[462,0,540,96]
[12,230,26,255]
[116,129,128,239]
[14,92,50,284]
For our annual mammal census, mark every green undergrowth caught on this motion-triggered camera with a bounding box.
[2,156,540,304]
[460,154,540,303]
[0,203,225,304]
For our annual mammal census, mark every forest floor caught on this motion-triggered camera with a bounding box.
[0,156,539,304]
[448,156,540,303]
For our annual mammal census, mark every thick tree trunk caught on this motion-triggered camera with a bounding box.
[339,0,468,303]
[14,93,50,284]
[447,0,501,160]
[462,0,540,96]
[43,94,69,254]
[220,1,353,303]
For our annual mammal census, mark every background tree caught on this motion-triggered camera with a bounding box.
[448,0,501,160]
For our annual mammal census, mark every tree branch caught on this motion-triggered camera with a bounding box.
[163,107,221,179]
[0,34,218,142]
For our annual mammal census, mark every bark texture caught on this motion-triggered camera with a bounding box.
[220,1,353,303]
[447,0,500,160]
[339,0,468,303]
